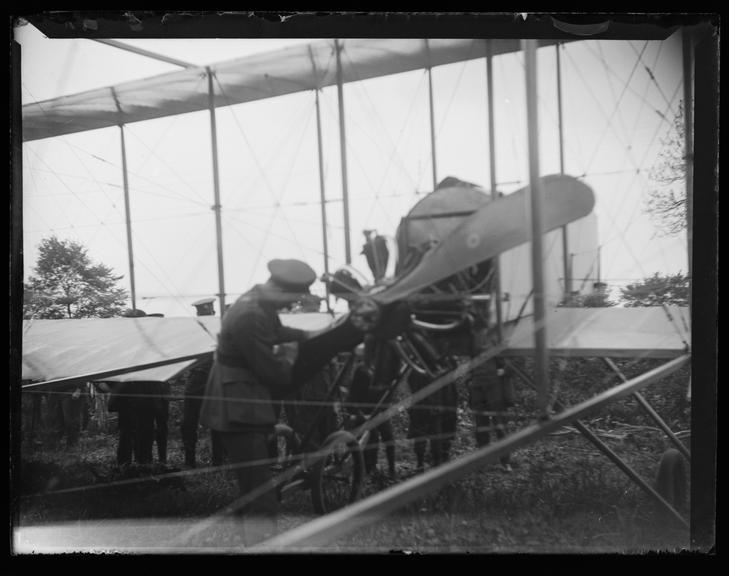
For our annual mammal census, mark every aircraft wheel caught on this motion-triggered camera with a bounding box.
[654,448,688,513]
[310,430,365,514]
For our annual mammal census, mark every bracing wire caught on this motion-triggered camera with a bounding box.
[561,38,684,284]
[223,210,330,262]
[25,210,213,234]
[26,126,214,307]
[417,40,480,188]
[342,44,425,191]
[25,146,125,248]
[357,69,428,232]
[125,132,214,207]
[45,140,213,208]
[582,41,649,174]
[602,80,683,278]
[627,40,666,151]
[24,102,219,314]
[212,75,312,208]
[212,73,316,279]
[222,94,315,212]
[25,171,210,209]
[629,41,678,118]
[566,45,646,176]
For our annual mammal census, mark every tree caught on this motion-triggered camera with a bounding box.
[560,289,616,308]
[23,236,129,319]
[559,281,616,308]
[645,101,687,237]
[620,272,689,307]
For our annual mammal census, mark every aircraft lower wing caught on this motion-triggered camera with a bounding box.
[21,317,219,387]
[20,313,336,390]
[20,305,688,391]
[501,306,690,358]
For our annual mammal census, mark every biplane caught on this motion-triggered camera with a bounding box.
[13,19,715,552]
[19,171,692,546]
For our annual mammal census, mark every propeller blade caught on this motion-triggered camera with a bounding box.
[293,174,595,369]
[373,174,595,305]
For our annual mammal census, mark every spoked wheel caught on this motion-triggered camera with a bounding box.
[310,430,365,514]
[654,448,689,515]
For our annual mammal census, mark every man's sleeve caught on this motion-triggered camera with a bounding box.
[240,312,295,395]
[277,325,309,343]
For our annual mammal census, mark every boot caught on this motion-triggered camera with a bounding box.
[158,443,168,465]
[386,444,396,477]
[181,425,197,467]
[211,431,224,466]
[184,445,196,468]
[414,438,426,472]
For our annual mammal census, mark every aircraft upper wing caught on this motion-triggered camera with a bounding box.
[23,38,566,142]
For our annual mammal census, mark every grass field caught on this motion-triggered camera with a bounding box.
[13,357,692,554]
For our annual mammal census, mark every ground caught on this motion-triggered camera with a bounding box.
[12,358,692,555]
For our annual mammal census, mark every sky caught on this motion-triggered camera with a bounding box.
[15,20,690,318]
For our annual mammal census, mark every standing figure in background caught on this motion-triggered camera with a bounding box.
[180,297,224,468]
[406,369,458,472]
[153,380,170,465]
[180,357,224,467]
[361,230,390,283]
[25,385,44,442]
[347,337,397,478]
[45,383,86,448]
[468,327,515,471]
[192,296,216,317]
[108,379,169,467]
[108,308,170,468]
[88,382,111,433]
[107,380,140,466]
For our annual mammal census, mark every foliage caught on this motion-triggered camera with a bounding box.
[559,286,616,308]
[23,236,128,319]
[620,272,689,307]
[645,101,688,237]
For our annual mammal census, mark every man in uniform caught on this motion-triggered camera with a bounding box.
[180,297,223,468]
[199,258,317,544]
[192,297,216,317]
[469,328,515,471]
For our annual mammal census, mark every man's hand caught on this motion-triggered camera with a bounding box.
[274,342,299,364]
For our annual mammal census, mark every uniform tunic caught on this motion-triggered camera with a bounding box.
[200,284,307,431]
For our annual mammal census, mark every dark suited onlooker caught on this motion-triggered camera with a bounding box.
[179,297,224,468]
[109,308,171,467]
[180,357,224,467]
[108,379,169,467]
[407,370,458,472]
[468,328,515,470]
[46,383,86,447]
